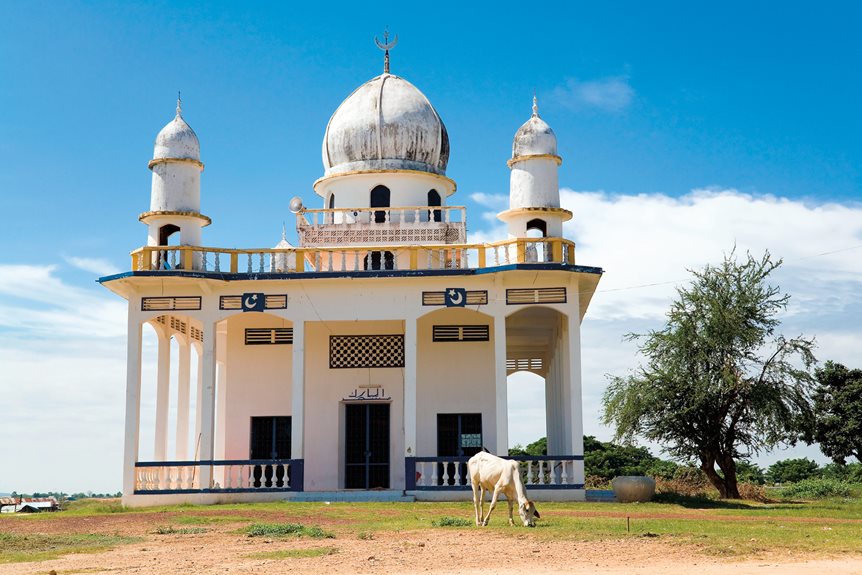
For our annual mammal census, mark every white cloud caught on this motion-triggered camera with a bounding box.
[65,256,122,277]
[553,76,634,112]
[469,192,507,209]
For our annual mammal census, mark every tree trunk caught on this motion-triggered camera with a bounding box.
[699,456,728,498]
[716,454,741,499]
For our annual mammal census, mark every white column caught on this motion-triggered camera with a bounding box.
[403,317,417,456]
[493,314,508,455]
[290,320,305,458]
[122,313,143,498]
[175,338,191,460]
[153,330,171,460]
[198,321,217,488]
[193,343,203,459]
[566,301,584,463]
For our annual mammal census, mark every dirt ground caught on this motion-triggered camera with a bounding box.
[3,510,862,575]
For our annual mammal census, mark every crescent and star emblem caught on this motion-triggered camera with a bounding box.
[243,294,258,309]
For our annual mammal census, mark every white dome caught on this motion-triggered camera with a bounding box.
[512,98,557,158]
[322,74,449,176]
[154,106,200,161]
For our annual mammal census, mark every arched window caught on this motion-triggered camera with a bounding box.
[328,193,335,209]
[525,219,547,263]
[157,224,181,270]
[428,189,441,222]
[525,218,547,237]
[370,185,390,223]
[364,250,395,271]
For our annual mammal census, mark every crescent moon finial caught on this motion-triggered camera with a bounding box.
[374,29,398,74]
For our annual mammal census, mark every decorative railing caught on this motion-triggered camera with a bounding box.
[129,238,576,274]
[298,205,466,227]
[134,459,304,494]
[405,455,584,490]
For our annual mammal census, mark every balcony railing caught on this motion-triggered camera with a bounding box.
[129,237,576,274]
[134,459,304,494]
[405,455,584,490]
[297,206,467,246]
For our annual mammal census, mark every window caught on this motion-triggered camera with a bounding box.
[437,413,483,485]
[244,328,293,345]
[329,334,405,368]
[249,416,292,488]
[364,250,394,271]
[370,185,390,223]
[428,189,441,222]
[432,325,490,342]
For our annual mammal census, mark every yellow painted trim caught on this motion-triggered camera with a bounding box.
[497,206,573,222]
[148,157,205,171]
[139,211,212,227]
[312,169,457,196]
[507,154,563,168]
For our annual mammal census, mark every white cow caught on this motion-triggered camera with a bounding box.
[468,451,540,527]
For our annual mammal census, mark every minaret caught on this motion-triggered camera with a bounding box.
[140,95,210,258]
[498,96,571,240]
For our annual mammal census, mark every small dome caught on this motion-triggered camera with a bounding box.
[512,97,557,158]
[322,74,449,176]
[154,101,200,161]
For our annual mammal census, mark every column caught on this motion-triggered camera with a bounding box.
[122,313,143,497]
[493,314,508,455]
[175,338,191,460]
[198,320,218,489]
[403,317,417,456]
[290,320,305,458]
[194,343,203,458]
[566,297,584,481]
[153,330,171,460]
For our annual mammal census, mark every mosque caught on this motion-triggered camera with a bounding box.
[100,39,603,506]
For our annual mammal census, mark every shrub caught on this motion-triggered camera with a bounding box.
[584,475,611,489]
[245,523,334,538]
[735,461,766,485]
[432,516,472,527]
[779,478,852,499]
[766,458,820,484]
[737,482,771,502]
[821,462,862,482]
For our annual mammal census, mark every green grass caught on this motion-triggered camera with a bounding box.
[431,515,472,527]
[0,532,141,564]
[245,523,335,539]
[153,525,208,535]
[246,547,337,559]
[172,514,252,525]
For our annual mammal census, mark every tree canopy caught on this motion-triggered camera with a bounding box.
[813,361,862,465]
[602,250,816,498]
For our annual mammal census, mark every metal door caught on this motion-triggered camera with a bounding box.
[345,403,390,489]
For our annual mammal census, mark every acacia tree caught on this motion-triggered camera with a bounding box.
[602,251,816,498]
[813,361,862,464]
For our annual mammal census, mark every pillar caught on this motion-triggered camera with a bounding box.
[198,321,217,488]
[122,314,143,497]
[175,338,191,460]
[193,343,203,459]
[566,297,584,482]
[290,320,305,458]
[153,330,171,460]
[403,317,417,456]
[493,314,508,455]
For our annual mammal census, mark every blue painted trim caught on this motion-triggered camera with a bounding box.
[134,487,296,495]
[98,263,603,284]
[135,459,296,467]
[407,484,585,491]
[410,455,583,463]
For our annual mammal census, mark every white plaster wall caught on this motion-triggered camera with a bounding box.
[146,217,203,247]
[509,159,559,210]
[151,162,201,213]
[415,309,497,456]
[222,314,294,460]
[314,172,455,212]
[303,320,405,491]
[505,212,564,239]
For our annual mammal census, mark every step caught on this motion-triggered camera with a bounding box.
[289,490,416,503]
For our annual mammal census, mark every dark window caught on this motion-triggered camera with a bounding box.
[249,416,292,487]
[432,325,490,342]
[437,413,483,485]
[364,250,394,271]
[345,403,390,489]
[428,189,441,222]
[370,185,390,223]
[245,328,293,345]
[526,218,547,237]
[159,224,181,245]
[328,193,335,209]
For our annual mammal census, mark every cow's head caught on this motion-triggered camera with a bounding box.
[519,500,540,527]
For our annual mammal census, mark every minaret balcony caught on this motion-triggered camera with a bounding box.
[128,237,579,275]
[296,205,467,247]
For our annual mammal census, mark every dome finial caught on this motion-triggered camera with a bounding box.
[176,91,182,118]
[281,221,286,242]
[532,92,539,117]
[374,29,398,74]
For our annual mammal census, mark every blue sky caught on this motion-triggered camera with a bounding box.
[1,2,861,493]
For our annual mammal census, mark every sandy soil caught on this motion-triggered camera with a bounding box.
[2,510,862,575]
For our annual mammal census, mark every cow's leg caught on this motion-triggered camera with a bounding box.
[482,486,502,526]
[471,482,481,527]
[507,496,515,526]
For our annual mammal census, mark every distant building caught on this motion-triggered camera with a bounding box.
[101,40,602,507]
[0,497,59,513]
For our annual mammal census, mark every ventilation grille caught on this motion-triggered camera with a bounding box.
[506,287,566,305]
[507,358,544,372]
[169,317,187,335]
[142,296,201,311]
[432,325,490,342]
[422,290,488,306]
[220,294,288,310]
[330,335,404,369]
[190,326,203,342]
[153,315,202,342]
[245,328,293,345]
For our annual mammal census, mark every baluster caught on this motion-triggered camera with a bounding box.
[445,209,451,223]
[441,461,450,486]
[464,250,469,269]
[431,461,439,486]
[246,254,252,273]
[327,251,333,271]
[170,250,177,268]
[504,245,511,264]
[526,461,534,485]
[548,460,557,485]
[561,460,568,485]
[270,252,275,272]
[214,252,220,272]
[340,251,346,271]
[314,251,320,271]
[493,246,500,266]
[426,250,432,269]
[385,209,391,224]
[538,461,546,485]
[392,252,398,270]
[353,251,359,271]
[414,208,420,223]
[417,462,425,487]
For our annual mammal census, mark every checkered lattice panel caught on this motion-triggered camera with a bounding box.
[329,335,405,369]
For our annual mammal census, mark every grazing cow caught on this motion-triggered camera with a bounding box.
[468,451,540,527]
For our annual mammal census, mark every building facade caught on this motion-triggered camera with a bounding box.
[101,50,602,506]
